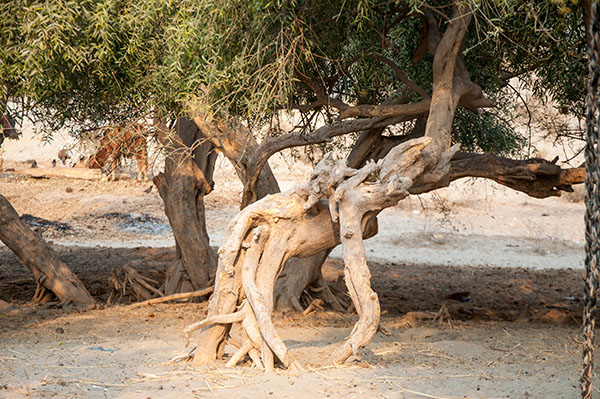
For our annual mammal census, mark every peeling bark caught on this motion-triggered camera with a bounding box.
[192,110,339,311]
[189,136,454,368]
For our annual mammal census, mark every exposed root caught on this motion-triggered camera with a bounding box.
[32,282,53,303]
[188,137,445,370]
[185,307,246,335]
[290,295,304,313]
[247,348,263,369]
[170,346,197,364]
[241,227,293,368]
[225,332,264,369]
[298,276,347,313]
[227,336,242,349]
[261,342,275,372]
[107,265,164,304]
[225,340,254,368]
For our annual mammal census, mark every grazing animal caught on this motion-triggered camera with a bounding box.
[57,148,72,165]
[0,114,19,171]
[87,123,149,182]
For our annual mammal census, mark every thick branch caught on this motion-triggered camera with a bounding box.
[191,114,280,208]
[424,2,474,152]
[337,95,494,121]
[348,132,585,199]
[338,99,431,120]
[437,153,584,198]
[242,114,415,205]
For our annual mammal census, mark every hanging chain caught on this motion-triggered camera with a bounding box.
[582,3,600,399]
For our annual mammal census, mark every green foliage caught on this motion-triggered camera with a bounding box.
[452,108,525,156]
[0,0,589,155]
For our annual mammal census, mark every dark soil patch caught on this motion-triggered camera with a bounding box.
[322,258,582,325]
[95,212,171,235]
[20,214,72,233]
[0,246,583,325]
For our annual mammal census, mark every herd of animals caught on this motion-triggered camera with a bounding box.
[1,118,150,182]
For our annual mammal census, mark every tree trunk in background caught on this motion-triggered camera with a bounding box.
[0,195,94,304]
[191,115,280,207]
[153,118,218,294]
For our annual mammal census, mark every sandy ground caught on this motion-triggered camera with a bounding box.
[0,128,592,398]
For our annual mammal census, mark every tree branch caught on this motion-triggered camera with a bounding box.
[338,99,431,120]
[410,152,585,199]
[241,114,416,205]
[293,72,351,113]
[369,53,430,99]
[347,128,585,200]
[424,2,474,153]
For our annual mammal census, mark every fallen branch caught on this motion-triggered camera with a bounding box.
[128,286,214,308]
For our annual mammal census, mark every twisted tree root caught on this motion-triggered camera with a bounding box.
[188,137,449,370]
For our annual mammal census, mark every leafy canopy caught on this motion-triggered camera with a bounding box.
[0,0,587,155]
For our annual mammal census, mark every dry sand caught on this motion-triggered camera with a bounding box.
[0,126,591,398]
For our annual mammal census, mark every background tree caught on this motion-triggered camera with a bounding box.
[0,0,588,308]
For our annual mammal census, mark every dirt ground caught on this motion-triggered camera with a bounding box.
[0,129,593,398]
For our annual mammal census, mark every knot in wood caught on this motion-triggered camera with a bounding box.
[344,229,354,239]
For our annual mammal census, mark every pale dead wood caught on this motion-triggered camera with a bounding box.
[15,167,102,180]
[189,135,454,369]
[169,346,197,364]
[127,286,214,308]
[302,298,325,316]
[348,126,584,199]
[107,265,163,303]
[185,307,246,335]
[242,114,414,206]
[225,340,254,368]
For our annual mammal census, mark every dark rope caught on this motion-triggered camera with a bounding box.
[582,2,600,398]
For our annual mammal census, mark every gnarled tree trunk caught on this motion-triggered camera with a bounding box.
[188,137,448,368]
[191,113,337,311]
[153,118,218,294]
[0,195,94,304]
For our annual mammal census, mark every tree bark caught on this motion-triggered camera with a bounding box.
[0,195,94,304]
[191,114,280,208]
[189,137,444,368]
[153,118,218,294]
[348,130,585,198]
[191,112,340,311]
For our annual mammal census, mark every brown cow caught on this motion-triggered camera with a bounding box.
[0,114,19,171]
[87,123,149,182]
